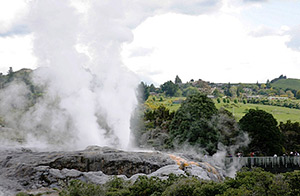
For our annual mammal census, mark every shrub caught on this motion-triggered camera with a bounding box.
[59,180,104,196]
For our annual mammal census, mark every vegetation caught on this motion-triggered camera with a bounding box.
[215,102,300,123]
[55,169,300,196]
[279,120,300,153]
[169,93,219,154]
[272,78,300,91]
[239,109,284,156]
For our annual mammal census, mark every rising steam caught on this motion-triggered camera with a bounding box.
[0,0,221,150]
[0,0,138,150]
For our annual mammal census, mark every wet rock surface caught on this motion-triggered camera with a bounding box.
[0,146,224,195]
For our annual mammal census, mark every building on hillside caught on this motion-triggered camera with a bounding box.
[268,96,288,100]
[246,95,260,100]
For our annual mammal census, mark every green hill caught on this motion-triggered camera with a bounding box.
[271,78,300,91]
[145,95,300,123]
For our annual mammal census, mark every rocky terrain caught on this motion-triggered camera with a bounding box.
[0,146,224,195]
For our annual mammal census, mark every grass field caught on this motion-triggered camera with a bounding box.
[145,95,185,112]
[145,95,300,123]
[271,78,300,91]
[215,102,300,123]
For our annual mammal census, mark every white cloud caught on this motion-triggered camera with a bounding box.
[129,47,155,57]
[0,34,36,74]
[0,0,29,35]
[286,26,300,51]
[122,13,300,84]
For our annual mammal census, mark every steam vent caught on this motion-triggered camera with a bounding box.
[0,146,223,194]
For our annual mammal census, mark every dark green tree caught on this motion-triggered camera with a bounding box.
[138,82,150,102]
[296,90,300,99]
[7,67,14,82]
[239,109,284,155]
[182,86,199,97]
[149,84,156,92]
[169,93,219,154]
[213,89,221,98]
[174,75,182,84]
[279,120,300,153]
[160,80,179,97]
[215,108,243,148]
[224,83,232,97]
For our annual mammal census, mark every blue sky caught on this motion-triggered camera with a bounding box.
[0,0,300,84]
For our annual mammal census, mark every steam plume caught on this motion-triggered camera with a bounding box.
[0,0,221,150]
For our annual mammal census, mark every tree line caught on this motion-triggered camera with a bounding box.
[133,92,300,156]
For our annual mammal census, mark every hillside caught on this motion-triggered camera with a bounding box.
[145,95,300,123]
[271,78,300,91]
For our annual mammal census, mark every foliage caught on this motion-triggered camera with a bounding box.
[161,177,202,196]
[213,108,243,148]
[140,105,174,149]
[297,90,300,99]
[129,176,166,196]
[160,81,179,97]
[59,180,104,196]
[279,120,300,153]
[57,169,300,196]
[174,75,182,84]
[182,86,199,97]
[271,78,300,91]
[284,170,300,196]
[138,82,150,102]
[239,109,284,155]
[224,167,291,196]
[169,93,219,154]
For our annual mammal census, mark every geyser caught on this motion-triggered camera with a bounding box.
[28,0,139,149]
[0,0,138,150]
[0,0,221,150]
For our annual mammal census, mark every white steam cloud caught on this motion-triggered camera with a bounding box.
[27,0,139,149]
[0,0,222,150]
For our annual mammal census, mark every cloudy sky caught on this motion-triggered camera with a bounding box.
[0,0,300,85]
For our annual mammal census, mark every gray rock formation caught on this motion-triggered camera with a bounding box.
[0,146,224,195]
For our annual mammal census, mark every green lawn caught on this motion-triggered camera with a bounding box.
[146,95,300,123]
[271,78,300,91]
[215,102,300,123]
[145,95,185,112]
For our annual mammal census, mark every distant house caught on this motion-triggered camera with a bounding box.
[173,99,184,104]
[268,96,288,100]
[246,95,260,100]
[149,92,157,96]
[207,95,215,98]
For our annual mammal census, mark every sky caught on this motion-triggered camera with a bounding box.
[0,0,300,85]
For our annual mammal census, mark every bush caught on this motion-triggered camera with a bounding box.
[162,177,202,196]
[129,176,165,196]
[59,180,104,196]
[284,170,300,196]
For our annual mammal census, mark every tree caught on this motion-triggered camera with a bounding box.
[160,81,179,97]
[138,82,150,102]
[239,109,284,155]
[213,89,222,98]
[296,90,300,99]
[149,84,156,93]
[174,75,182,84]
[286,90,294,98]
[279,120,300,153]
[169,93,219,154]
[7,67,14,82]
[224,83,232,97]
[212,108,244,149]
[182,86,199,97]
